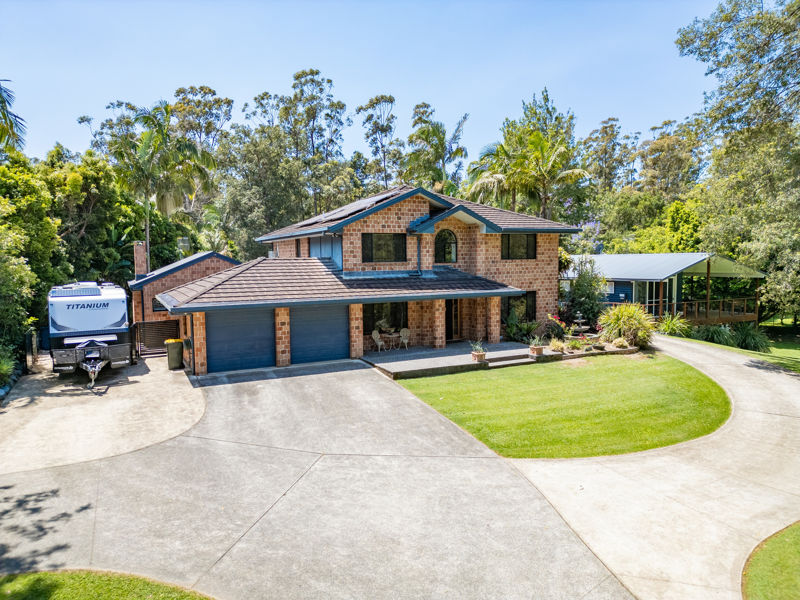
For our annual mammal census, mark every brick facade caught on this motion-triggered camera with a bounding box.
[275,307,291,367]
[133,241,148,276]
[132,256,236,324]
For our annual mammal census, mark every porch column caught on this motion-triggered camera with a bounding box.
[487,296,501,344]
[349,304,363,358]
[659,281,664,317]
[706,258,711,316]
[432,299,446,349]
[192,312,207,375]
[475,298,487,341]
[275,307,291,367]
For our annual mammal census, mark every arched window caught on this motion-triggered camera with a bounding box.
[435,229,457,264]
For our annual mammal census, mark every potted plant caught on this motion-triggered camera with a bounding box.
[528,335,545,355]
[470,339,487,362]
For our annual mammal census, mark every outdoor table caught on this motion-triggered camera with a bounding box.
[383,332,401,349]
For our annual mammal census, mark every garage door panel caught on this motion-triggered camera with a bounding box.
[206,308,275,373]
[291,305,349,364]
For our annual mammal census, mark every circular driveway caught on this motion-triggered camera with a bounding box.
[514,335,800,600]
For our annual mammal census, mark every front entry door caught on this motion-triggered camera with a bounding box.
[445,299,460,341]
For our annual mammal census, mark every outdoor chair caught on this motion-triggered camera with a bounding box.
[372,329,386,352]
[399,328,410,350]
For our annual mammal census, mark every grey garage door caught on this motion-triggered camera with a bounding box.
[290,304,349,364]
[206,308,275,373]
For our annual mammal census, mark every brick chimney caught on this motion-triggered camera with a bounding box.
[133,241,148,278]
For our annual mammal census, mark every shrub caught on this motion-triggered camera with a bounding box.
[692,324,735,346]
[598,303,655,348]
[0,346,15,386]
[562,256,607,325]
[566,339,583,351]
[731,322,771,353]
[611,337,629,348]
[503,309,540,343]
[659,313,691,337]
[528,335,545,347]
[470,339,486,353]
[549,339,566,353]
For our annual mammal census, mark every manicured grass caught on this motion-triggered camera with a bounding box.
[0,570,210,600]
[677,328,800,374]
[743,521,800,600]
[401,353,729,458]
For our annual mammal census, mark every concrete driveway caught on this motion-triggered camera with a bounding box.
[0,355,205,474]
[514,335,800,600]
[0,360,633,599]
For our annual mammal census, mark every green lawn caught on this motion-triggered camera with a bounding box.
[401,353,729,458]
[743,521,800,600]
[0,571,210,600]
[677,327,800,374]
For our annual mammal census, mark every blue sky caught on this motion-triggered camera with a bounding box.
[7,0,719,161]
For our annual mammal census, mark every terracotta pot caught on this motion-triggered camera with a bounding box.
[529,346,544,356]
[471,351,486,362]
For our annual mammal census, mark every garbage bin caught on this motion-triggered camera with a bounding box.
[165,339,184,370]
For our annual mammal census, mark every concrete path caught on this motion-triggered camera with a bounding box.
[1,360,633,600]
[0,356,205,475]
[514,335,800,600]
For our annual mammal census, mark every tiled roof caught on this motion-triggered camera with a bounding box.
[257,185,580,241]
[128,251,239,290]
[157,258,522,313]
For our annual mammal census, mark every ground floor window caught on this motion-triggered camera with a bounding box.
[502,291,537,322]
[364,302,408,333]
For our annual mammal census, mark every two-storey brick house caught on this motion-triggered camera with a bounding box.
[157,186,578,374]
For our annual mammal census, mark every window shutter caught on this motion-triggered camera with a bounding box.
[527,234,537,259]
[393,234,407,262]
[362,233,373,263]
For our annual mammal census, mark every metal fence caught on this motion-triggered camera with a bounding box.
[133,320,179,356]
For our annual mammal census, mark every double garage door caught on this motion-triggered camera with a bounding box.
[205,305,349,373]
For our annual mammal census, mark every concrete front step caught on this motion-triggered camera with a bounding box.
[486,352,531,363]
[487,357,535,369]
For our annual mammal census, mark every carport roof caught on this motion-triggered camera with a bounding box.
[156,258,523,313]
[563,253,765,282]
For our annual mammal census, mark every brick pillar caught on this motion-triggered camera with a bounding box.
[432,299,446,349]
[407,301,422,346]
[133,241,148,277]
[349,304,363,358]
[475,297,487,341]
[487,297,501,344]
[192,312,207,375]
[275,307,291,367]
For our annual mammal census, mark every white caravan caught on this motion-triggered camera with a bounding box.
[48,282,133,387]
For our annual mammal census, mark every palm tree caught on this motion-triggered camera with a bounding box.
[521,131,588,219]
[0,79,26,150]
[467,142,519,210]
[110,101,215,272]
[404,104,468,192]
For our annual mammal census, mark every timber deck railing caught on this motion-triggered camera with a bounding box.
[604,297,759,324]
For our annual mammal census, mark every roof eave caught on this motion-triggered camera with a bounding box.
[128,253,240,290]
[255,226,329,243]
[163,287,523,314]
[408,205,502,234]
[500,226,582,234]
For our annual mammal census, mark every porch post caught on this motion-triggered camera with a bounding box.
[706,259,711,317]
[432,299,446,349]
[659,281,664,317]
[755,289,760,323]
[487,297,501,344]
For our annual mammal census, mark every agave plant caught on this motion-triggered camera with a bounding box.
[598,303,655,348]
[659,313,691,337]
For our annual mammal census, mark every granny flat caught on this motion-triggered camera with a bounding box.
[158,186,578,374]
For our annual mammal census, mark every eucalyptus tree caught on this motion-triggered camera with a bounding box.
[0,79,26,151]
[403,102,468,193]
[109,101,215,272]
[356,94,404,188]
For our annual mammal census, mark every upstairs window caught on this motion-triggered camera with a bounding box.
[434,229,457,263]
[501,233,537,260]
[361,233,407,263]
[295,238,301,256]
